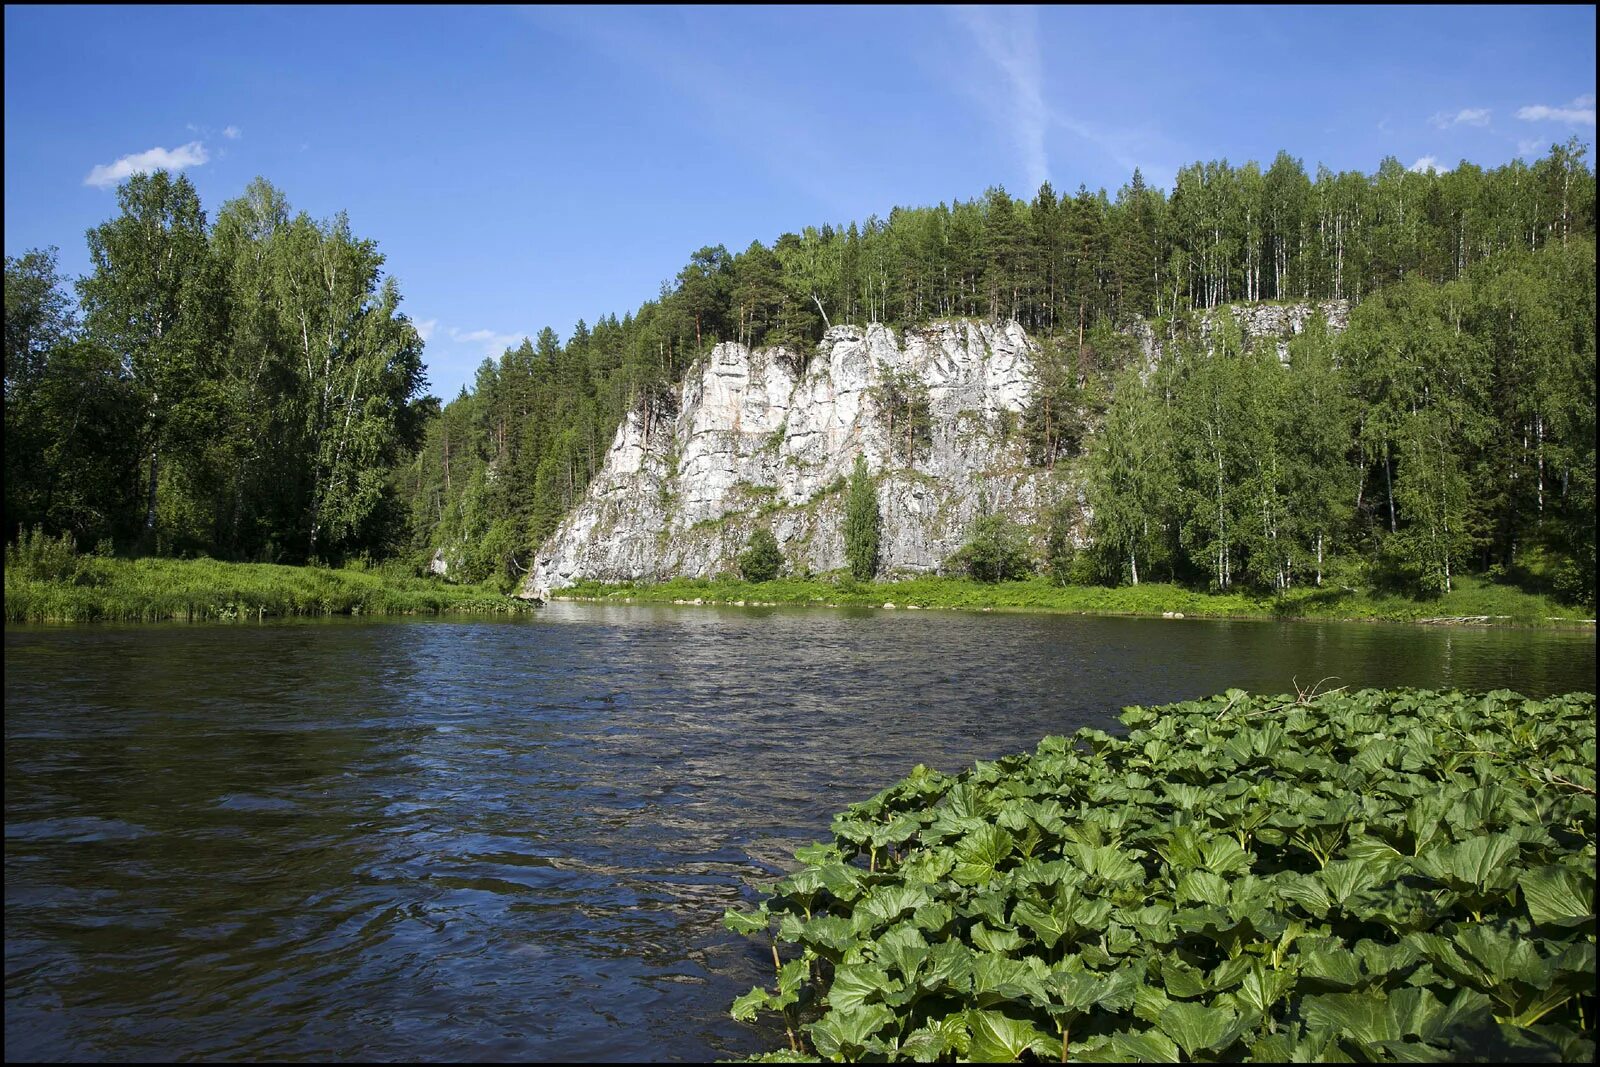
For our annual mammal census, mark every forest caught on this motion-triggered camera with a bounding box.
[4,140,1594,605]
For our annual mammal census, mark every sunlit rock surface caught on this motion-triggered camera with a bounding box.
[520,305,1347,598]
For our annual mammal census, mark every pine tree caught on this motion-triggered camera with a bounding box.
[738,524,783,582]
[843,455,880,580]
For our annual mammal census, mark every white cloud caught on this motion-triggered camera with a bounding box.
[1516,94,1596,126]
[448,326,529,355]
[84,141,209,188]
[1430,107,1490,128]
[1408,156,1442,174]
[222,125,242,140]
[414,318,438,343]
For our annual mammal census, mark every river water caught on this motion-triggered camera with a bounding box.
[5,604,1594,1060]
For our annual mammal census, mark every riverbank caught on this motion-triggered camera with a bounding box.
[554,574,1594,627]
[4,556,529,623]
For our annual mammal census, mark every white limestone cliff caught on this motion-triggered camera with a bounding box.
[522,321,1053,598]
[519,304,1348,599]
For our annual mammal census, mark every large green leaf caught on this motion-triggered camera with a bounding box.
[724,906,769,936]
[951,824,1014,886]
[1414,834,1520,891]
[964,1010,1054,1063]
[806,1004,896,1060]
[1155,1001,1241,1056]
[827,963,895,1013]
[969,922,1027,954]
[797,914,858,958]
[971,952,1048,1006]
[1299,948,1364,989]
[1070,842,1146,883]
[1320,858,1381,907]
[1302,991,1402,1044]
[896,1014,968,1062]
[853,883,930,932]
[1518,865,1595,928]
[731,985,771,1023]
[1111,1028,1182,1062]
[1201,836,1252,875]
[872,923,929,982]
[1235,961,1295,1015]
[918,939,973,994]
[1177,869,1230,905]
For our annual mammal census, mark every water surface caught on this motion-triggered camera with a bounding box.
[6,605,1594,1060]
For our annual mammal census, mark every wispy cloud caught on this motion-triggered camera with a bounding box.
[950,5,1050,190]
[943,6,1152,189]
[1408,156,1443,174]
[84,141,209,189]
[1430,107,1490,129]
[448,326,529,355]
[414,318,438,343]
[1516,94,1596,126]
[222,125,242,140]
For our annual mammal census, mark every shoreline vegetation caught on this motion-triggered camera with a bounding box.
[553,575,1596,629]
[6,551,1592,628]
[3,553,528,623]
[724,687,1598,1062]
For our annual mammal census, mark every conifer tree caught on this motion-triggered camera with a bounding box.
[843,455,880,581]
[738,524,783,582]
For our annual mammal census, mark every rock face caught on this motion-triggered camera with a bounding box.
[523,321,1056,598]
[518,304,1350,599]
[1136,300,1350,377]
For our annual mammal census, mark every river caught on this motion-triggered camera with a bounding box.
[5,604,1594,1060]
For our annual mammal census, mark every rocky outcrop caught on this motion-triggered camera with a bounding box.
[522,321,1059,598]
[519,304,1349,599]
[1136,300,1350,377]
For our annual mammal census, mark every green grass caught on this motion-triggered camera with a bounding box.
[4,555,531,623]
[555,573,1592,627]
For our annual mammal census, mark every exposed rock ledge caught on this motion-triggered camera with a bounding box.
[522,320,1058,599]
[519,305,1348,599]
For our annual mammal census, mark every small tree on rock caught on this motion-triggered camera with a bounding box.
[843,455,880,581]
[739,524,784,583]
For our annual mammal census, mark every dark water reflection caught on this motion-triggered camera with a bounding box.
[5,605,1594,1060]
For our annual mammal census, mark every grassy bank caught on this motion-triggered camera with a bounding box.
[555,574,1593,627]
[4,555,529,623]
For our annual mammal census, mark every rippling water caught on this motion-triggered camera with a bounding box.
[5,604,1594,1060]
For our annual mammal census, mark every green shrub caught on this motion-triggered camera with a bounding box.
[6,525,80,582]
[740,526,785,583]
[949,513,1033,583]
[1551,559,1597,611]
[726,687,1597,1062]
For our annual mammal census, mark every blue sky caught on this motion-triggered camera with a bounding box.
[5,5,1595,398]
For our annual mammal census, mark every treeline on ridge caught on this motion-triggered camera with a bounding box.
[407,141,1595,603]
[3,142,1595,605]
